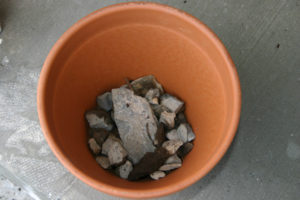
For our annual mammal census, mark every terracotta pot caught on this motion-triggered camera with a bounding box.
[37,2,241,199]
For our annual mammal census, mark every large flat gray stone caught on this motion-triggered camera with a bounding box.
[112,88,158,164]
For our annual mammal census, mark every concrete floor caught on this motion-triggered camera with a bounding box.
[0,0,299,199]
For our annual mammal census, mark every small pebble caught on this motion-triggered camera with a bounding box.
[0,38,3,45]
[117,160,133,179]
[151,104,168,118]
[166,129,180,140]
[102,134,121,155]
[90,128,109,146]
[107,140,128,165]
[162,140,183,154]
[145,88,160,104]
[177,143,194,158]
[96,156,110,169]
[88,138,101,155]
[130,75,164,96]
[165,154,182,164]
[160,94,184,113]
[85,110,113,131]
[159,163,182,171]
[150,171,166,180]
[97,92,113,111]
[159,111,176,128]
[177,124,188,143]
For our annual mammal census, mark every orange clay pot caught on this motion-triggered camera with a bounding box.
[37,2,241,199]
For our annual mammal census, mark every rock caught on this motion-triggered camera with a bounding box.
[88,138,101,155]
[90,128,109,146]
[151,104,169,118]
[117,160,133,179]
[176,124,188,143]
[1,56,9,67]
[154,123,165,146]
[165,154,182,164]
[96,92,113,112]
[177,143,194,159]
[160,154,182,171]
[159,111,176,129]
[166,129,179,141]
[177,123,195,142]
[175,112,187,126]
[102,134,121,155]
[145,88,160,104]
[130,75,164,96]
[128,147,170,181]
[96,156,110,169]
[85,110,113,131]
[107,139,128,166]
[162,140,183,155]
[159,163,182,171]
[150,171,166,180]
[112,88,157,164]
[160,94,184,114]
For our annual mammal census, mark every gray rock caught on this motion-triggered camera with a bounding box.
[107,139,128,166]
[150,171,166,180]
[96,156,110,169]
[176,124,188,143]
[166,129,179,141]
[162,140,183,155]
[102,134,121,155]
[165,154,182,164]
[85,110,113,131]
[88,138,101,155]
[160,94,184,114]
[128,147,169,181]
[177,143,194,159]
[130,75,164,96]
[151,104,169,118]
[159,111,176,129]
[159,163,182,171]
[117,160,133,179]
[96,92,113,112]
[112,88,158,164]
[145,88,160,104]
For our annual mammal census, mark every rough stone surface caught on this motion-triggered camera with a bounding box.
[96,92,113,112]
[145,88,160,104]
[177,124,189,143]
[159,163,182,171]
[88,138,101,155]
[150,171,166,180]
[159,111,176,129]
[177,143,194,159]
[165,154,182,165]
[162,140,183,155]
[154,123,165,146]
[166,129,180,141]
[107,139,128,166]
[130,75,164,96]
[128,147,169,181]
[151,104,169,118]
[117,160,133,179]
[112,88,157,164]
[85,110,113,131]
[96,156,110,169]
[101,135,121,155]
[90,128,109,146]
[160,94,184,114]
